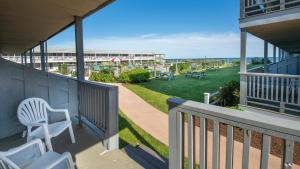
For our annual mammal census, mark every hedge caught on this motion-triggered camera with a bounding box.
[119,69,150,83]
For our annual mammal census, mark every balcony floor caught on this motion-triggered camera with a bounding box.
[0,122,143,169]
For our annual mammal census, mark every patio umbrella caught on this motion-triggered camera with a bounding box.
[111,57,121,62]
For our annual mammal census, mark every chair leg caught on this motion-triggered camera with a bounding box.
[45,136,53,151]
[68,125,76,143]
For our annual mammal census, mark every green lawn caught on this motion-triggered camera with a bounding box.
[119,111,169,158]
[124,65,261,113]
[119,111,196,168]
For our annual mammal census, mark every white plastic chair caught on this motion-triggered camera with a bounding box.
[17,98,75,151]
[0,139,75,169]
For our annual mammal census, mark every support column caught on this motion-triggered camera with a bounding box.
[264,41,268,72]
[273,45,276,63]
[29,49,33,68]
[24,52,27,65]
[40,42,46,71]
[45,41,48,71]
[240,29,247,105]
[279,48,282,61]
[32,48,35,68]
[21,53,24,64]
[75,16,85,82]
[75,16,85,127]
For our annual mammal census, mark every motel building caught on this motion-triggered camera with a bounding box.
[1,49,165,72]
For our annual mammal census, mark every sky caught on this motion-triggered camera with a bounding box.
[48,0,269,59]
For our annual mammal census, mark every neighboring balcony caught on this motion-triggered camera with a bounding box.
[240,0,300,19]
[239,0,300,53]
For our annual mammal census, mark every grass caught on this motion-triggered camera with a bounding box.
[119,111,199,169]
[119,111,169,159]
[124,64,261,113]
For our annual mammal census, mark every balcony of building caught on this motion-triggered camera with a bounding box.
[240,0,300,54]
[239,0,300,115]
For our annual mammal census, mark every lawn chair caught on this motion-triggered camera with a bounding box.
[191,72,201,79]
[0,139,75,169]
[184,72,193,78]
[17,98,75,151]
[199,72,207,79]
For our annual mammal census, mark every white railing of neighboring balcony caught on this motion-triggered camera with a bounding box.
[240,72,300,113]
[241,0,300,18]
[168,98,300,169]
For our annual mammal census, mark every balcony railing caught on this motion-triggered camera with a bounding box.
[168,98,300,169]
[241,0,300,18]
[79,81,119,150]
[240,72,300,113]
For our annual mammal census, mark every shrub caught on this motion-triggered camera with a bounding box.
[89,72,116,83]
[119,69,150,83]
[119,72,130,83]
[251,57,263,64]
[59,64,68,75]
[232,60,240,66]
[217,80,240,107]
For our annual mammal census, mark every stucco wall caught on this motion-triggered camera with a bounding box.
[0,58,78,139]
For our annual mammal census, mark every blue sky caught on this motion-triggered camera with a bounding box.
[48,0,267,58]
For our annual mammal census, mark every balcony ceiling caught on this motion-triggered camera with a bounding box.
[245,19,300,53]
[0,0,114,54]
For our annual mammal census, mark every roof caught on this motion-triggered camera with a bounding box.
[0,0,115,54]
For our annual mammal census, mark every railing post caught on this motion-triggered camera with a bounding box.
[280,102,285,113]
[103,86,119,151]
[264,41,268,73]
[240,0,246,18]
[168,98,185,169]
[240,29,247,105]
[204,93,210,104]
[169,109,181,169]
[280,0,285,10]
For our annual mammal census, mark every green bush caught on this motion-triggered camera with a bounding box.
[232,60,240,66]
[59,64,68,75]
[119,69,150,83]
[217,80,240,107]
[119,72,130,83]
[89,72,116,83]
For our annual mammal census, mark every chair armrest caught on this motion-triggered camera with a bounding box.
[3,139,45,157]
[47,107,71,121]
[44,152,75,169]
[0,155,21,169]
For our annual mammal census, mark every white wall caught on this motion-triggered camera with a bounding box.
[0,58,78,139]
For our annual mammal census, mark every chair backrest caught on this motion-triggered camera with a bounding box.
[17,98,49,126]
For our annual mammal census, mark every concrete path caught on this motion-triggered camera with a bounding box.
[116,83,299,169]
[116,83,169,145]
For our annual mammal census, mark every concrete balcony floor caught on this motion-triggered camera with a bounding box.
[0,123,143,169]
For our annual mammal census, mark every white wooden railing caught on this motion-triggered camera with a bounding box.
[241,0,300,18]
[168,98,300,169]
[240,72,300,112]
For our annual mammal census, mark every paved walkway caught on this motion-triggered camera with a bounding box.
[116,83,299,169]
[116,83,169,145]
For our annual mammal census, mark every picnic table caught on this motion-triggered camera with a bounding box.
[185,71,207,79]
[157,72,175,81]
